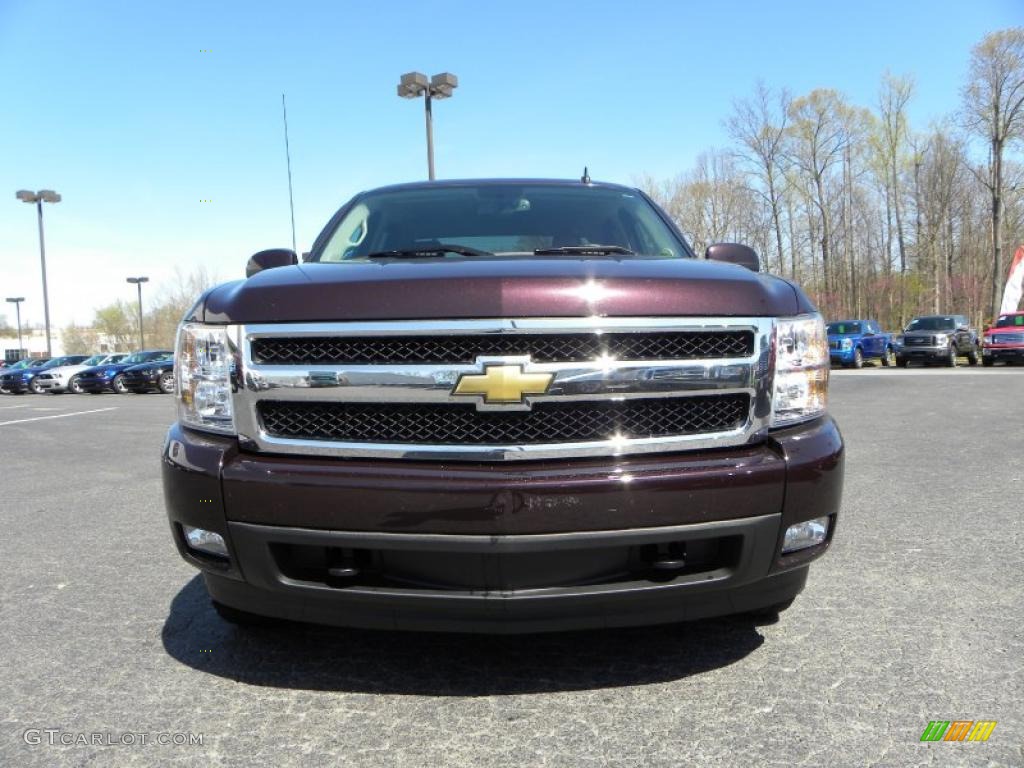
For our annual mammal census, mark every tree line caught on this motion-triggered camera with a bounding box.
[639,28,1024,329]
[61,267,218,353]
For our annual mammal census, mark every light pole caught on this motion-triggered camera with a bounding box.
[5,297,24,358]
[126,277,149,349]
[397,72,458,180]
[15,189,61,357]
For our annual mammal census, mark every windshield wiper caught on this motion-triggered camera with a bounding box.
[533,245,635,256]
[362,244,494,259]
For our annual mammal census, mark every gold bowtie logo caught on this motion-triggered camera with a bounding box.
[453,364,553,404]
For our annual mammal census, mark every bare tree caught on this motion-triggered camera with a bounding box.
[962,27,1024,318]
[726,83,791,275]
[786,89,853,299]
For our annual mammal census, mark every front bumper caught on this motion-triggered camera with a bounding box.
[898,344,948,361]
[829,346,855,364]
[0,378,31,393]
[124,372,160,388]
[982,345,1024,361]
[77,376,114,391]
[162,417,844,632]
[35,377,66,391]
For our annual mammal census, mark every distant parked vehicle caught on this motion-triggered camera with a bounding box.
[35,353,128,394]
[75,350,174,393]
[0,357,56,393]
[827,320,895,368]
[122,355,175,394]
[982,311,1024,366]
[896,315,979,367]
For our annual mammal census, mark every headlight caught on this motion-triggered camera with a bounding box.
[840,338,852,350]
[771,313,829,427]
[104,369,118,377]
[934,333,948,345]
[176,323,236,434]
[984,335,994,345]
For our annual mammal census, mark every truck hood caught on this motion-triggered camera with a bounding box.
[199,258,814,323]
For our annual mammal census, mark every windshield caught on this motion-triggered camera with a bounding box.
[5,360,30,370]
[104,354,127,363]
[120,353,146,364]
[827,322,862,335]
[906,317,956,332]
[82,355,105,366]
[316,184,688,262]
[994,314,1024,328]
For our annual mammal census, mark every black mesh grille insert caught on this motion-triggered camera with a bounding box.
[258,395,750,445]
[251,331,754,365]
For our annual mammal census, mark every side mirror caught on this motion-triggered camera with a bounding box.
[301,251,312,263]
[705,243,760,272]
[246,248,298,278]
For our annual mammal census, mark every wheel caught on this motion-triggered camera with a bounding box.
[967,346,979,366]
[982,357,995,367]
[897,357,909,368]
[852,348,864,369]
[158,371,175,394]
[212,601,280,627]
[881,346,895,367]
[29,379,44,394]
[945,345,957,367]
[112,374,129,393]
[68,375,84,394]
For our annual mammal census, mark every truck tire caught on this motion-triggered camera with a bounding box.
[852,348,863,369]
[982,357,995,367]
[897,357,909,368]
[945,345,957,367]
[212,601,280,627]
[881,346,895,367]
[967,346,979,366]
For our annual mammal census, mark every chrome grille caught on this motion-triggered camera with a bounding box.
[259,395,750,445]
[251,331,754,365]
[233,318,775,461]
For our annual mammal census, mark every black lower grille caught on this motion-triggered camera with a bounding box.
[258,395,750,445]
[251,331,754,365]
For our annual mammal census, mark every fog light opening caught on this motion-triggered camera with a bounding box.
[782,516,830,554]
[182,525,229,559]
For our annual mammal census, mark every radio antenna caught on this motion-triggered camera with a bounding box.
[282,93,297,253]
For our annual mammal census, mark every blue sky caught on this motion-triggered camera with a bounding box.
[0,0,1020,328]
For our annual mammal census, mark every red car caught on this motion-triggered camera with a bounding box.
[982,311,1024,366]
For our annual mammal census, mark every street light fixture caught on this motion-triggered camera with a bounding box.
[397,71,459,180]
[126,277,149,349]
[5,297,25,359]
[15,188,61,357]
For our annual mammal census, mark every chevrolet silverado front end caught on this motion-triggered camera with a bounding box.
[162,179,844,633]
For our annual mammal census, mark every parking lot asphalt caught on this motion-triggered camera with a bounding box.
[0,371,1022,768]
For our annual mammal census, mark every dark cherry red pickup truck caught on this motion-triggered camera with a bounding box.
[163,179,843,633]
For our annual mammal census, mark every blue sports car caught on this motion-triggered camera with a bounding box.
[75,350,174,393]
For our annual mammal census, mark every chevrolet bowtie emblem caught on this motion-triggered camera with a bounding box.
[453,364,553,404]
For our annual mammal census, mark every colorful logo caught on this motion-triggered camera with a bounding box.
[920,720,997,742]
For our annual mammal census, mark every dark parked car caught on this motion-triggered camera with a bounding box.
[0,357,75,394]
[896,314,979,367]
[122,355,175,393]
[75,350,173,393]
[982,311,1024,366]
[162,178,843,633]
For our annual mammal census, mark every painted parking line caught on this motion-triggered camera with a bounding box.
[0,404,32,410]
[0,407,117,427]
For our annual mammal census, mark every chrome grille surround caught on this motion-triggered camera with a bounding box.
[231,318,776,461]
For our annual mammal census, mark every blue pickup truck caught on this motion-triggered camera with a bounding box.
[827,319,896,368]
